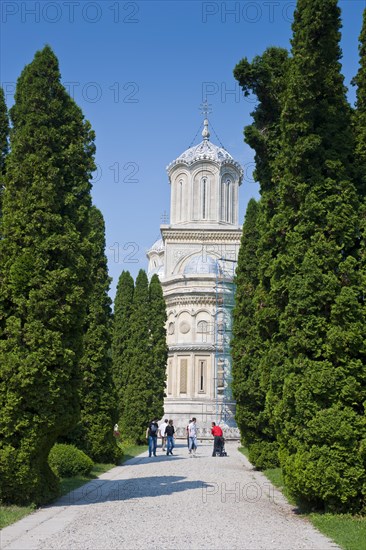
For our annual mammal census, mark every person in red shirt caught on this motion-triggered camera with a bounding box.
[211,422,223,456]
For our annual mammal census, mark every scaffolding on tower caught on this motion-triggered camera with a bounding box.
[214,256,237,427]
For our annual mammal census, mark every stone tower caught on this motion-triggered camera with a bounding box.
[147,118,243,435]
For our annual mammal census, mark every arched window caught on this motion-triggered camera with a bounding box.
[197,320,209,343]
[201,177,207,220]
[221,177,232,222]
[199,360,206,393]
[226,180,231,222]
[179,179,183,221]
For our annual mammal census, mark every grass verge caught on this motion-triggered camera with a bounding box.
[309,513,366,550]
[0,504,36,530]
[118,441,147,464]
[238,447,366,550]
[0,443,147,530]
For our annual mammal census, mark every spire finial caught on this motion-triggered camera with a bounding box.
[199,99,212,141]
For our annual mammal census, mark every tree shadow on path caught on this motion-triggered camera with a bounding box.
[54,475,210,507]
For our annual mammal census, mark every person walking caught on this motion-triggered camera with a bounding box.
[146,418,159,457]
[188,418,197,457]
[159,418,168,451]
[211,422,223,456]
[186,419,191,449]
[165,419,175,455]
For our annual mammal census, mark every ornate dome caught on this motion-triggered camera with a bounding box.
[148,238,164,254]
[170,140,233,166]
[167,118,243,179]
[183,254,221,275]
[147,238,165,280]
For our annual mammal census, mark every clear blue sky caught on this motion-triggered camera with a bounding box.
[1,0,365,301]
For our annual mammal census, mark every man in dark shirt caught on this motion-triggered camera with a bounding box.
[165,419,175,455]
[211,422,223,456]
[146,418,159,457]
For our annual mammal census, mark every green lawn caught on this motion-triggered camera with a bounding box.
[58,462,117,496]
[310,513,366,550]
[0,504,36,530]
[238,447,366,550]
[262,466,295,505]
[0,444,147,530]
[118,442,147,463]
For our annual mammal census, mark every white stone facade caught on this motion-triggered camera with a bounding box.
[147,120,243,435]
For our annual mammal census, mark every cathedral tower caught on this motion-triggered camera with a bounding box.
[147,117,243,435]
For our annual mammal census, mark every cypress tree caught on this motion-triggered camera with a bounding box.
[353,11,366,298]
[65,206,119,463]
[232,198,275,466]
[0,46,95,504]
[120,270,151,443]
[353,10,366,513]
[0,87,9,175]
[268,0,365,512]
[355,10,366,281]
[0,87,9,214]
[148,274,168,420]
[234,47,290,191]
[112,270,134,418]
[233,48,290,467]
[352,8,366,198]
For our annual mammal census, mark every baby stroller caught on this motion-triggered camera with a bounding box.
[213,436,227,457]
[219,437,227,457]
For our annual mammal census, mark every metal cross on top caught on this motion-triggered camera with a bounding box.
[199,98,212,118]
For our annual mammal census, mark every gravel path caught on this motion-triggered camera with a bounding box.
[1,441,339,550]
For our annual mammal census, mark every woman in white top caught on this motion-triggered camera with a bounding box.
[188,418,197,456]
[159,419,168,451]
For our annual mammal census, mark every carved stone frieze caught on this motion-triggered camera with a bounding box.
[161,229,241,242]
[165,295,217,307]
[169,344,215,352]
[172,248,193,261]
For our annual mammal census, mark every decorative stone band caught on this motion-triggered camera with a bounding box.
[165,295,217,307]
[161,229,242,242]
[169,344,216,352]
[167,158,243,179]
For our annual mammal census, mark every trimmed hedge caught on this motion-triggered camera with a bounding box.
[249,441,280,471]
[48,444,93,478]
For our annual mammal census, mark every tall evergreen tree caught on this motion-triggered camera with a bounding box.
[112,270,134,417]
[118,271,167,443]
[0,87,9,175]
[353,10,366,512]
[267,0,365,512]
[0,46,95,504]
[148,274,168,420]
[0,87,9,215]
[232,199,278,467]
[353,13,366,278]
[65,207,119,463]
[354,10,366,281]
[233,48,290,467]
[120,270,151,443]
[352,8,366,198]
[234,47,290,191]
